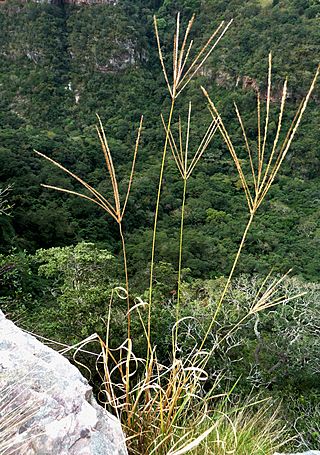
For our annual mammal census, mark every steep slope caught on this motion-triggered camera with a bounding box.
[0,0,319,283]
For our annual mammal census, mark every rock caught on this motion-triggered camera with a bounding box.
[96,40,137,73]
[0,310,127,455]
[242,75,260,92]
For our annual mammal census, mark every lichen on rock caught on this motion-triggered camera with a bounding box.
[0,310,127,455]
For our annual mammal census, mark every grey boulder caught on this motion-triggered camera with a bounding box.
[0,310,127,455]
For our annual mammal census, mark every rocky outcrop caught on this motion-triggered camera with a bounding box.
[242,74,260,92]
[95,40,137,73]
[0,310,127,455]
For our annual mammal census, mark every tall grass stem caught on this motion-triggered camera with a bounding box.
[148,99,176,354]
[199,211,255,351]
[175,176,187,350]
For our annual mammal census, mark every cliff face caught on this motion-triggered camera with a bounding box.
[0,0,143,116]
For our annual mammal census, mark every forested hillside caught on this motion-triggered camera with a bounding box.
[0,0,319,284]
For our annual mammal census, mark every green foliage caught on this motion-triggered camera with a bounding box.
[34,242,116,343]
[0,243,119,344]
[281,388,320,450]
[0,0,319,281]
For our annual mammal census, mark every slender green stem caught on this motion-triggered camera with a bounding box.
[199,210,255,352]
[148,98,176,353]
[119,221,132,420]
[119,222,130,340]
[175,176,187,349]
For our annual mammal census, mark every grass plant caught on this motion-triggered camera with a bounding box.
[199,55,320,351]
[161,102,219,347]
[149,14,232,351]
[35,115,143,340]
[183,401,290,455]
[34,11,320,455]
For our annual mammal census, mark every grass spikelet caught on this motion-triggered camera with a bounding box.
[198,57,319,350]
[214,270,307,350]
[202,56,320,215]
[154,14,233,100]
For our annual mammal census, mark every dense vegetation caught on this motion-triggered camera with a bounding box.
[0,0,319,452]
[0,0,320,282]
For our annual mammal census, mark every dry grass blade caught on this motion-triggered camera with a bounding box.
[34,150,117,218]
[257,64,320,208]
[95,318,213,454]
[261,53,273,176]
[154,13,232,99]
[258,78,287,192]
[185,102,192,170]
[41,184,117,219]
[257,91,262,174]
[168,423,218,455]
[96,114,121,216]
[214,269,308,351]
[201,90,254,211]
[187,118,219,179]
[234,102,257,192]
[177,19,233,97]
[173,12,180,85]
[154,14,173,98]
[161,103,220,342]
[161,113,184,177]
[122,115,144,218]
[177,15,195,80]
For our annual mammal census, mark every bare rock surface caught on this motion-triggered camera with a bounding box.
[0,310,127,455]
